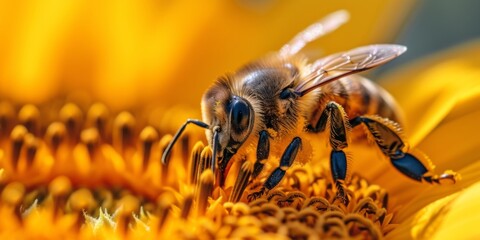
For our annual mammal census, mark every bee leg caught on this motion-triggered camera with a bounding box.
[350,116,459,184]
[247,137,302,201]
[310,102,351,204]
[251,130,270,180]
[327,102,351,204]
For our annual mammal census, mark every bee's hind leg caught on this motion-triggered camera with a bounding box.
[247,137,302,201]
[350,116,459,184]
[309,101,351,204]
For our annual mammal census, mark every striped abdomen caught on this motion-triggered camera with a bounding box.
[307,75,402,128]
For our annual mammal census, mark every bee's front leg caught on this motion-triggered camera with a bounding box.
[247,137,302,201]
[350,116,460,184]
[251,130,270,180]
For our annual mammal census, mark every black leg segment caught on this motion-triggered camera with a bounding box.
[252,130,270,179]
[311,102,351,203]
[248,137,302,201]
[264,168,286,190]
[308,106,330,133]
[279,137,302,168]
[313,102,349,151]
[352,115,459,184]
[351,116,404,157]
[264,136,301,190]
[331,150,348,182]
[390,152,427,182]
[330,150,349,204]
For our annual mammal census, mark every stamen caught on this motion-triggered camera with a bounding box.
[10,125,27,168]
[287,221,316,239]
[45,122,66,154]
[0,101,15,138]
[197,169,214,216]
[344,213,382,239]
[158,134,173,185]
[302,197,330,211]
[68,188,97,213]
[86,103,109,140]
[285,192,307,209]
[180,191,194,219]
[1,182,25,219]
[18,104,40,136]
[321,217,349,238]
[0,101,399,239]
[297,208,320,228]
[22,187,46,216]
[94,188,114,210]
[266,189,286,202]
[196,147,212,188]
[48,176,72,216]
[189,142,204,184]
[23,133,38,165]
[81,128,100,158]
[260,216,280,233]
[156,192,174,230]
[139,126,158,169]
[353,198,379,214]
[229,161,253,202]
[116,194,140,232]
[113,111,136,155]
[60,103,83,143]
[180,135,190,167]
[230,202,250,216]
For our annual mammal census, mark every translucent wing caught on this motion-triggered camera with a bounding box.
[279,10,349,57]
[295,44,407,96]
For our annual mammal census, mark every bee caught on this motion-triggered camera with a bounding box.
[162,10,458,202]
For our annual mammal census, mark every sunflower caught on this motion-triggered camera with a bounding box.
[1,1,480,239]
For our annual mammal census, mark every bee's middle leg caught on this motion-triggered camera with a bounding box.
[309,101,351,204]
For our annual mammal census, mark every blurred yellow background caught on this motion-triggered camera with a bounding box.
[0,0,415,111]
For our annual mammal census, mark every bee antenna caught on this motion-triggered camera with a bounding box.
[211,126,221,173]
[161,119,210,165]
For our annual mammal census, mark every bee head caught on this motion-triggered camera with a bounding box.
[201,79,255,178]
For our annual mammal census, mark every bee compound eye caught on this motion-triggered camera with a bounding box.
[230,98,251,134]
[280,88,293,99]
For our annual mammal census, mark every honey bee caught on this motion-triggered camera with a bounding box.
[162,10,458,202]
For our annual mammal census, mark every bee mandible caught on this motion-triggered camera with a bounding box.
[162,10,459,202]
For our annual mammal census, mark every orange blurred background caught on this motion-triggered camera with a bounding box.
[0,0,415,112]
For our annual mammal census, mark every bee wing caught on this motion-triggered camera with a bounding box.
[279,10,349,57]
[295,44,407,96]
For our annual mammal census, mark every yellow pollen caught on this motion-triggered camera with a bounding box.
[0,101,397,239]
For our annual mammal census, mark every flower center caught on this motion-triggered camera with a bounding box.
[0,101,397,239]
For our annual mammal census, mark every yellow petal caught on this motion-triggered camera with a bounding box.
[386,164,480,239]
[416,91,480,169]
[372,91,480,206]
[430,181,480,239]
[381,41,480,145]
[350,41,480,215]
[396,154,480,222]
